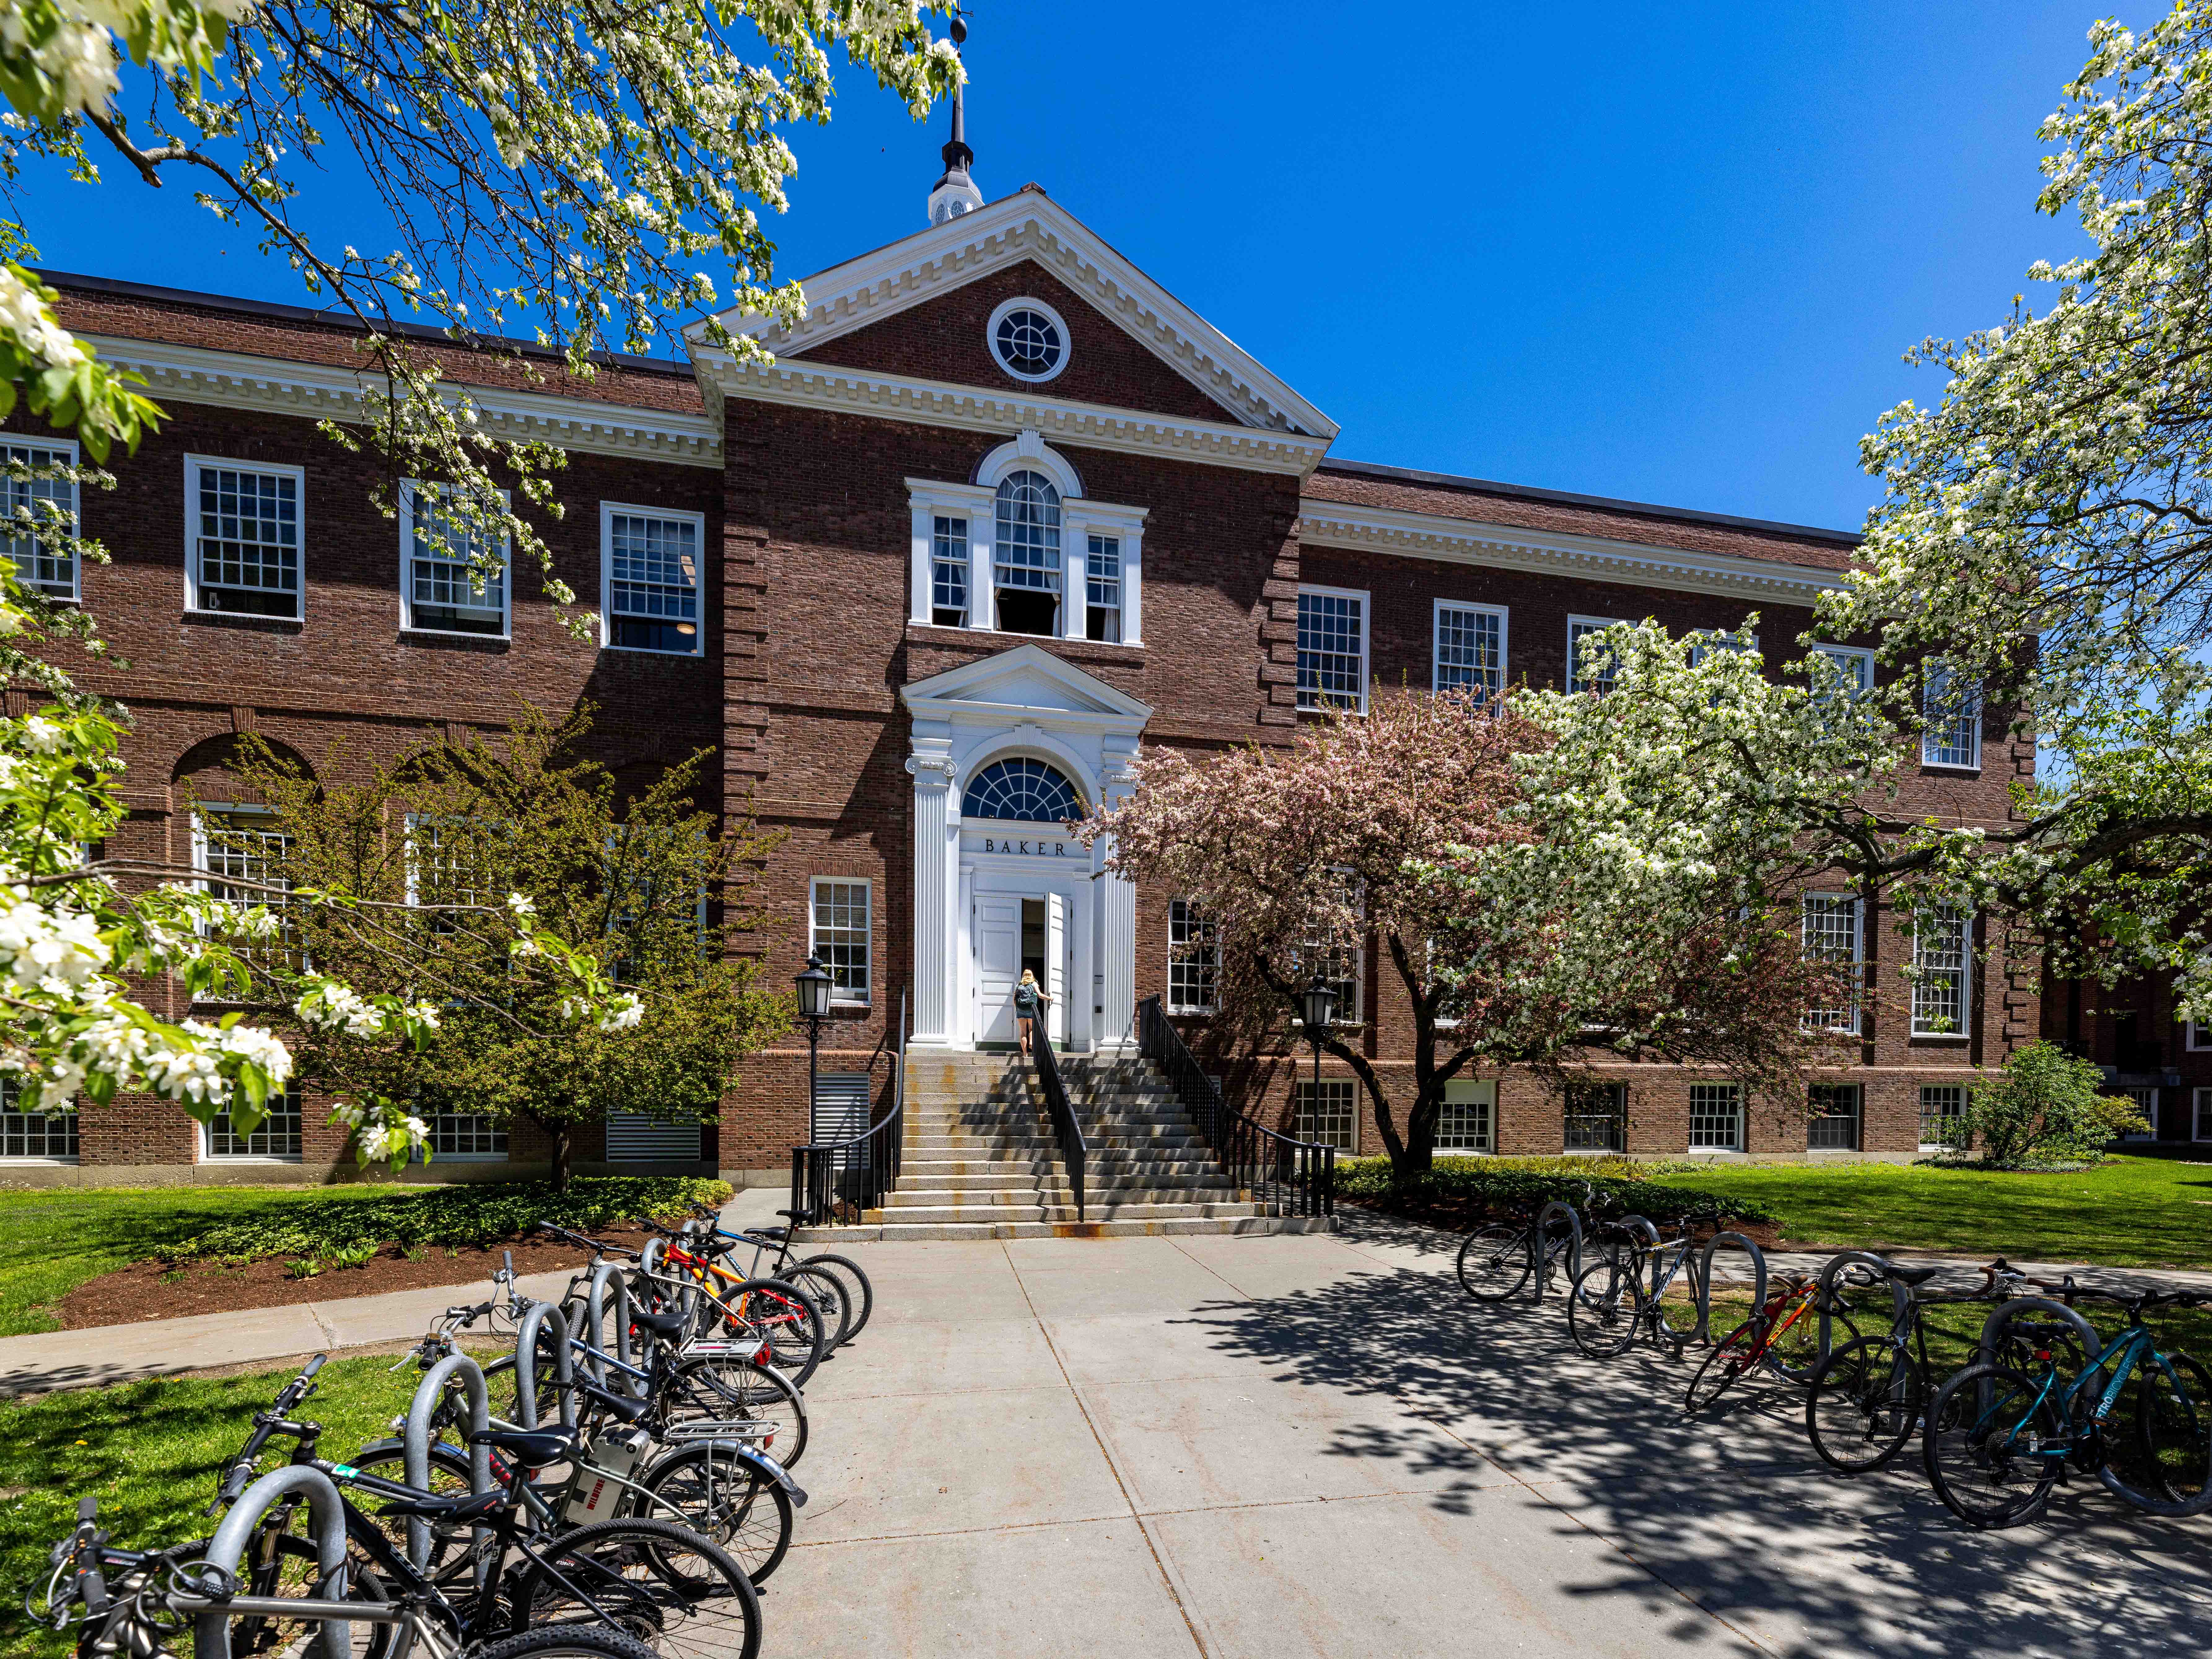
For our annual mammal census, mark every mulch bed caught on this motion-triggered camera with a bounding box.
[1343,1196,1785,1252]
[57,1223,656,1329]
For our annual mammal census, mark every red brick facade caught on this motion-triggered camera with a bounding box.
[3,203,2039,1185]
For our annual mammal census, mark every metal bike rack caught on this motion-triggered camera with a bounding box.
[1971,1294,2106,1420]
[1815,1250,1911,1367]
[199,1465,350,1659]
[513,1302,578,1433]
[1689,1231,1768,1345]
[1532,1202,1583,1300]
[577,1260,641,1398]
[1611,1214,1663,1301]
[404,1352,493,1574]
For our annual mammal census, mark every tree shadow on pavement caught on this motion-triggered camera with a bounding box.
[1176,1234,2210,1659]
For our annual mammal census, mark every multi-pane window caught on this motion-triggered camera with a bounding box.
[992,470,1062,637]
[406,815,489,937]
[1919,1084,1968,1150]
[810,879,871,1006]
[4,440,79,598]
[188,459,302,619]
[197,808,298,970]
[1434,602,1505,702]
[1688,1083,1743,1151]
[1801,894,1863,1034]
[962,758,1085,823]
[428,1113,509,1159]
[1434,1079,1493,1152]
[1921,662,1981,768]
[1297,873,1362,1024]
[1564,1081,1626,1152]
[1167,899,1217,1013]
[1297,588,1366,711]
[2117,1086,2160,1142]
[207,1087,304,1159]
[1811,646,1874,708]
[931,516,970,627]
[2197,1087,2212,1142]
[603,507,702,654]
[0,1076,79,1159]
[1807,1083,1861,1151]
[1085,535,1122,642]
[1911,905,1972,1036]
[1567,617,1621,694]
[402,483,508,636]
[2186,1020,2210,1053]
[1295,1079,1356,1152]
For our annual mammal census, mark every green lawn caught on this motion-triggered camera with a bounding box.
[1663,1153,2212,1270]
[0,1176,729,1337]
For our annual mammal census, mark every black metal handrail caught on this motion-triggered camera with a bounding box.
[1137,996,1334,1219]
[1031,1017,1086,1223]
[788,990,906,1228]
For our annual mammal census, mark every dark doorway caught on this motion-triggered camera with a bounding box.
[1021,898,1047,984]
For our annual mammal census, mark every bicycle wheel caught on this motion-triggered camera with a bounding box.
[802,1250,874,1340]
[711,1277,825,1388]
[634,1441,794,1585]
[1922,1363,2067,1529]
[1805,1337,1919,1474]
[1684,1318,1760,1414]
[222,1527,394,1659]
[509,1516,762,1659]
[1456,1225,1532,1302]
[667,1353,810,1469]
[345,1441,486,1581]
[777,1261,853,1353]
[2110,1349,2212,1515]
[469,1625,664,1659]
[1565,1259,1638,1361]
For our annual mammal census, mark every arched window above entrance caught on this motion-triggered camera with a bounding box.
[992,470,1062,638]
[963,757,1085,824]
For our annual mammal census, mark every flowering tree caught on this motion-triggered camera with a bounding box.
[1085,652,1855,1179]
[1817,5,2212,1026]
[0,0,961,617]
[218,703,788,1188]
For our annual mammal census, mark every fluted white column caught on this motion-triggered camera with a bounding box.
[906,746,958,1045]
[1097,740,1141,1049]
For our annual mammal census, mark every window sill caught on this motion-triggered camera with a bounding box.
[1909,1033,1973,1044]
[601,642,704,659]
[1919,762,1982,775]
[202,1155,304,1165]
[904,621,1145,658]
[401,628,510,650]
[1686,1147,1746,1158]
[0,1155,78,1165]
[421,1153,510,1164]
[183,609,303,633]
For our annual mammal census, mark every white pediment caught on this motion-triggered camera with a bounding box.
[902,643,1151,727]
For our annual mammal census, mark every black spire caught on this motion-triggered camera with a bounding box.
[928,12,983,225]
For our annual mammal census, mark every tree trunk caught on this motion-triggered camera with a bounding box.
[549,1123,572,1193]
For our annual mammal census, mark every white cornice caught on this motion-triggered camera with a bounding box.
[1297,499,1850,604]
[84,336,723,469]
[685,193,1338,441]
[704,354,1329,476]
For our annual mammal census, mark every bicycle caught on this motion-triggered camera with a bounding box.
[1565,1208,1727,1361]
[631,1223,829,1383]
[1802,1256,2062,1474]
[678,1199,874,1346]
[206,1357,766,1659]
[1921,1285,2212,1529]
[1683,1272,1862,1414]
[1456,1182,1609,1303]
[29,1494,665,1659]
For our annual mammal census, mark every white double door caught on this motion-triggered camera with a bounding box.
[973,887,1069,1046]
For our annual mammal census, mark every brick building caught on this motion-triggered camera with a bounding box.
[0,140,2040,1186]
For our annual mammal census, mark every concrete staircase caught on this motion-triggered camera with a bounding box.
[807,1050,1334,1241]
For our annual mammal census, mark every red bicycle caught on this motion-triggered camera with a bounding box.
[1685,1274,1861,1414]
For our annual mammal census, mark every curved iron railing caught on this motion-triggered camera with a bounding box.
[788,991,906,1228]
[1137,996,1334,1218]
[1031,1017,1087,1223]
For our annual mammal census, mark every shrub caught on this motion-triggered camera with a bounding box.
[1964,1042,2149,1167]
[160,1176,730,1265]
[1336,1155,1776,1225]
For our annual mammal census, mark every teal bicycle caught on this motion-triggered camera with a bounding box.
[1921,1285,2212,1529]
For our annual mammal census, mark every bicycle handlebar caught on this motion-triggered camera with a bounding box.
[212,1357,326,1509]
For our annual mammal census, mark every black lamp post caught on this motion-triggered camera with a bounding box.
[1300,978,1339,1123]
[795,954,834,1115]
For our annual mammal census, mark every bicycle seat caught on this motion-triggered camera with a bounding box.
[573,1376,652,1425]
[469,1428,576,1468]
[629,1305,688,1338]
[1888,1264,1942,1287]
[750,1225,791,1241]
[374,1485,509,1521]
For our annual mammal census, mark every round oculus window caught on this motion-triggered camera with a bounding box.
[989,300,1067,382]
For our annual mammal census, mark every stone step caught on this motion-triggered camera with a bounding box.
[864,1200,1268,1226]
[887,1184,1245,1209]
[805,1214,1337,1242]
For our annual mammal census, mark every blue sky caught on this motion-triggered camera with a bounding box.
[19,2,2114,533]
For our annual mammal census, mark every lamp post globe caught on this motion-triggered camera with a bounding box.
[1300,980,1339,1039]
[796,954,834,1114]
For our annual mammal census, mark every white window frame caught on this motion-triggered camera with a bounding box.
[1811,645,1875,702]
[1918,1083,1968,1153]
[1294,1077,1357,1153]
[2185,1020,2210,1053]
[1687,1083,1744,1153]
[1921,661,1982,770]
[986,296,1072,385]
[2197,1086,2212,1144]
[191,803,296,975]
[1800,893,1864,1035]
[4,436,81,602]
[1433,599,1508,701]
[2116,1086,2160,1143]
[809,877,872,1008]
[400,480,511,638]
[1434,1078,1495,1153]
[422,1112,510,1162]
[1297,584,1369,713]
[202,1088,305,1163]
[0,1075,80,1163]
[1566,615,1623,694]
[1806,1082,1862,1153]
[1911,905,1974,1039]
[183,454,306,622]
[1564,1080,1627,1154]
[1167,898,1217,1015]
[599,502,705,658]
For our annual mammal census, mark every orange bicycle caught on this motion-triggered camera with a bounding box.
[643,1227,828,1388]
[1684,1273,1861,1414]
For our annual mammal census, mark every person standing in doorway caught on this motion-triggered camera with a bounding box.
[1014,968,1049,1057]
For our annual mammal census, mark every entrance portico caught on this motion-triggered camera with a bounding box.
[902,645,1151,1053]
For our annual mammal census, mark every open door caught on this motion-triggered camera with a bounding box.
[975,894,1023,1045]
[1046,891,1068,1045]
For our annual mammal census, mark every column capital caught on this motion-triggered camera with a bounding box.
[904,753,958,785]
